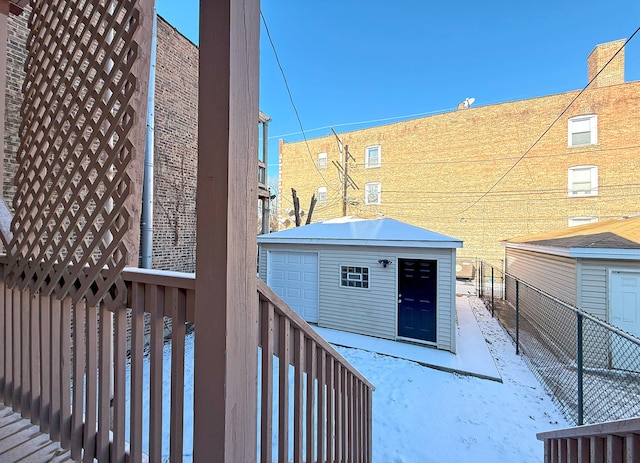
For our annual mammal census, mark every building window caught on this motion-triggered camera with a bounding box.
[365,145,381,168]
[340,265,369,288]
[568,217,598,227]
[318,186,327,202]
[568,166,598,196]
[365,182,381,205]
[568,115,597,146]
[318,152,327,169]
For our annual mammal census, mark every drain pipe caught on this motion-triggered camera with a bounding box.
[140,9,157,268]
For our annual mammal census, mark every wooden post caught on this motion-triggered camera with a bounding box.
[0,0,8,194]
[194,1,259,461]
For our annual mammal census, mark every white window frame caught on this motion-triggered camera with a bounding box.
[340,265,370,289]
[568,217,598,227]
[364,145,381,168]
[568,115,597,147]
[318,152,327,169]
[364,182,381,205]
[568,165,598,197]
[317,186,327,202]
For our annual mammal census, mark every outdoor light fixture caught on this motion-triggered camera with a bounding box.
[378,259,392,268]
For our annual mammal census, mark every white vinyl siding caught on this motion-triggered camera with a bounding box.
[578,259,640,322]
[318,152,327,169]
[364,182,381,205]
[506,248,577,306]
[258,243,457,353]
[568,115,597,146]
[364,145,381,168]
[568,165,598,197]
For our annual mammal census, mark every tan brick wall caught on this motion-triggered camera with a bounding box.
[280,80,640,268]
[588,40,625,88]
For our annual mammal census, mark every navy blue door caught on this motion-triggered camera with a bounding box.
[398,259,437,342]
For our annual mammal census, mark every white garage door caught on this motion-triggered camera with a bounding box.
[611,271,640,338]
[267,251,319,323]
[610,271,640,371]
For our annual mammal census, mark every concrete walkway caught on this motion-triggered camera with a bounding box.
[314,294,502,382]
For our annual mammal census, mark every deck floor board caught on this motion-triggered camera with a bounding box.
[0,405,72,462]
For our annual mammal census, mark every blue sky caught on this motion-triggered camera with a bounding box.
[155,1,640,180]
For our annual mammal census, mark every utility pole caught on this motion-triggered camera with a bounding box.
[331,128,358,216]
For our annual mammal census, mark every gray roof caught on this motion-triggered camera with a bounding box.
[258,218,463,249]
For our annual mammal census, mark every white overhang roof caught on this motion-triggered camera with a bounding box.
[258,218,463,249]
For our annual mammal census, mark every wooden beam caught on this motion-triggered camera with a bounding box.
[0,0,8,209]
[194,0,259,461]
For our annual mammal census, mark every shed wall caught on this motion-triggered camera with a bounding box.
[505,248,577,305]
[578,258,640,321]
[258,243,457,352]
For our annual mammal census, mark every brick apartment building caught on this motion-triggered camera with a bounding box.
[279,40,640,267]
[3,11,201,272]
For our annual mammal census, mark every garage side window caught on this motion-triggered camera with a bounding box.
[340,265,369,288]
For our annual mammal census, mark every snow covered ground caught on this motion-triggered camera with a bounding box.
[335,291,569,463]
[132,286,569,462]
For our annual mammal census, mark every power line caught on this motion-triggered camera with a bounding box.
[269,107,457,140]
[459,27,640,214]
[260,11,336,190]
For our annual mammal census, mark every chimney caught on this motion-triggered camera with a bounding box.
[587,39,625,88]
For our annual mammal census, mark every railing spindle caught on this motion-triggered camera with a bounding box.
[20,290,30,417]
[96,303,112,462]
[260,301,274,463]
[59,297,72,450]
[71,300,86,460]
[113,305,128,461]
[30,292,41,425]
[12,287,20,411]
[169,286,186,463]
[316,348,326,463]
[305,339,316,463]
[293,328,304,463]
[130,282,145,462]
[278,316,290,463]
[39,294,51,434]
[148,284,164,463]
[50,297,61,442]
[83,304,98,463]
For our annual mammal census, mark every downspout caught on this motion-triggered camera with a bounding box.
[140,9,157,268]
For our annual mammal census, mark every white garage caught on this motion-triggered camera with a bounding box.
[502,215,640,337]
[267,251,319,323]
[258,217,463,353]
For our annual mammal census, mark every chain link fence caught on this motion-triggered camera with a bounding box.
[477,261,640,426]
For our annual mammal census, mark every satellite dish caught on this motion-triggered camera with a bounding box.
[463,97,475,109]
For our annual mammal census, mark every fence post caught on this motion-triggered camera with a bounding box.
[577,312,584,426]
[491,266,495,317]
[515,280,520,355]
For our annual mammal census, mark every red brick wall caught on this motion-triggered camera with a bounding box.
[152,17,198,272]
[3,10,28,204]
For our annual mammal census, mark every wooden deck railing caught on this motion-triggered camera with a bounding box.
[0,260,374,462]
[537,418,640,462]
[0,260,195,462]
[258,279,375,463]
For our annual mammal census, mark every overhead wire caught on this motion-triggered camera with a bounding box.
[260,11,336,191]
[458,27,640,215]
